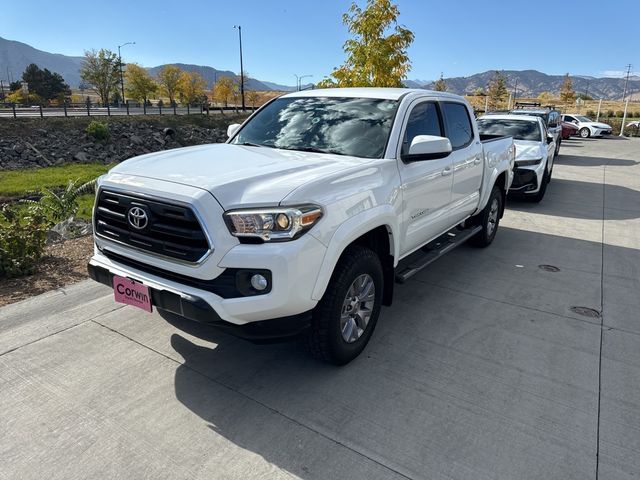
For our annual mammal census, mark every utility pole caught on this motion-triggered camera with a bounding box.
[622,64,632,102]
[512,78,518,107]
[234,25,245,111]
[118,42,135,106]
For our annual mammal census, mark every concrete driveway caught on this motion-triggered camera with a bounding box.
[1,137,639,479]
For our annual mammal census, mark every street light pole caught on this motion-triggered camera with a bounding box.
[299,74,312,90]
[233,25,245,111]
[118,42,135,106]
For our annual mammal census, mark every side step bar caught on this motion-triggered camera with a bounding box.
[395,225,482,284]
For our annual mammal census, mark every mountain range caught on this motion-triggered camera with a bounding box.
[1,36,639,100]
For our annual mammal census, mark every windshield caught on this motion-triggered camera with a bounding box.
[477,118,541,141]
[575,115,592,122]
[231,96,398,158]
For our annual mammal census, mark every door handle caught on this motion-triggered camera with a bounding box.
[474,155,482,165]
[442,166,452,176]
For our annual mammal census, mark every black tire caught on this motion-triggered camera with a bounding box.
[555,137,561,156]
[306,245,383,365]
[528,167,549,203]
[580,127,590,138]
[470,184,502,248]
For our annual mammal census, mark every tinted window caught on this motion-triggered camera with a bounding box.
[564,115,576,122]
[402,102,441,155]
[232,96,398,159]
[442,102,473,149]
[477,118,542,141]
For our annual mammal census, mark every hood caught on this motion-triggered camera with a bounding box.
[513,140,545,161]
[109,143,373,209]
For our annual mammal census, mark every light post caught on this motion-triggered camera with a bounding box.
[294,74,313,91]
[233,25,245,111]
[118,41,135,106]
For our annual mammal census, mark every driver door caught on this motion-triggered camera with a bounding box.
[397,100,454,256]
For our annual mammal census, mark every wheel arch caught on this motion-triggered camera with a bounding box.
[311,213,398,306]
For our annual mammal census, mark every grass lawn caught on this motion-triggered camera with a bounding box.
[0,163,113,198]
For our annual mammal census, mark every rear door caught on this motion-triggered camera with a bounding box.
[396,99,454,255]
[441,101,484,222]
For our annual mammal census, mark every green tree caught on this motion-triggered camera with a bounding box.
[80,49,120,106]
[560,73,575,105]
[125,64,157,103]
[318,0,414,87]
[433,74,447,92]
[157,65,182,106]
[21,64,70,102]
[487,71,508,109]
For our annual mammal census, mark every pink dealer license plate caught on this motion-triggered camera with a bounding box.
[113,275,152,312]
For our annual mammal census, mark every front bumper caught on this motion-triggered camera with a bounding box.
[89,228,326,325]
[88,262,311,341]
[509,161,545,194]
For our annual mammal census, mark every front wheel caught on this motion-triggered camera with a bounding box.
[555,137,561,155]
[306,246,383,365]
[470,185,503,248]
[580,127,590,138]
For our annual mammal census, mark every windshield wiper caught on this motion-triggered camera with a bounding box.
[279,146,345,156]
[237,142,266,148]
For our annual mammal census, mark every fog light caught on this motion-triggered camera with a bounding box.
[250,274,268,291]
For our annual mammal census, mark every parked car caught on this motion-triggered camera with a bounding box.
[561,114,612,138]
[561,121,580,139]
[477,114,554,203]
[88,88,514,364]
[508,104,563,156]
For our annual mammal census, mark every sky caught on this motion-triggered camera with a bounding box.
[3,0,640,86]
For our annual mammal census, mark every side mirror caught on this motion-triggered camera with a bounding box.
[403,135,453,161]
[227,123,241,138]
[547,134,554,144]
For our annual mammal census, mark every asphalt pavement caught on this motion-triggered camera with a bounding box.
[1,137,639,479]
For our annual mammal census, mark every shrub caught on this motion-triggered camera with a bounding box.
[0,205,50,278]
[615,110,624,118]
[85,120,109,141]
[22,179,97,224]
[586,110,596,117]
[605,110,615,118]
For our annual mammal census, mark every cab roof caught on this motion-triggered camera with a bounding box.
[280,87,463,101]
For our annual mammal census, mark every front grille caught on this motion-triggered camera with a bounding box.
[94,189,210,262]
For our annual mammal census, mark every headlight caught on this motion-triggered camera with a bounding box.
[224,205,323,241]
[516,158,542,166]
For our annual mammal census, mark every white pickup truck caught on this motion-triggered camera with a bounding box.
[88,88,515,364]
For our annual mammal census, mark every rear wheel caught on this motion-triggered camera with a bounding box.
[306,246,383,365]
[580,127,590,138]
[470,185,502,248]
[555,137,561,155]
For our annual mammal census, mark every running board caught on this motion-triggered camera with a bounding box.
[395,225,482,284]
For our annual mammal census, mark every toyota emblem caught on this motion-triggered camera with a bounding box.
[127,206,149,230]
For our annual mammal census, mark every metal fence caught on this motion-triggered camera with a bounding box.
[0,102,254,119]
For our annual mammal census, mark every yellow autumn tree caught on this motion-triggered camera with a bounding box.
[560,74,575,106]
[318,0,414,88]
[157,65,182,106]
[124,64,157,103]
[212,76,235,107]
[177,71,207,106]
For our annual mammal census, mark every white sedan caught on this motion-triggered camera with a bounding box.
[562,114,612,138]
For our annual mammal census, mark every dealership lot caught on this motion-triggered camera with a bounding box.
[1,137,639,479]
